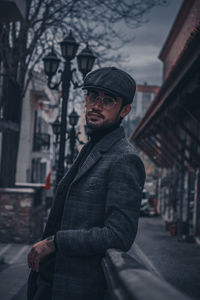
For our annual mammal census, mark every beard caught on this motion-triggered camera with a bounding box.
[85,112,121,136]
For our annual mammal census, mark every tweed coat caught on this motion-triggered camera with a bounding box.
[28,126,145,300]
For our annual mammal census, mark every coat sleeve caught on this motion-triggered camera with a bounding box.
[56,154,145,257]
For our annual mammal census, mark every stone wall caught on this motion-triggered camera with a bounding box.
[0,188,44,243]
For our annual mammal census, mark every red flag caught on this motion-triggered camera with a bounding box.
[44,171,51,190]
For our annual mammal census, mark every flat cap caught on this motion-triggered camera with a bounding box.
[83,66,136,104]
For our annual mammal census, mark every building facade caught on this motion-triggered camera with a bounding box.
[130,0,200,242]
[16,72,58,185]
[123,84,159,137]
[0,72,58,243]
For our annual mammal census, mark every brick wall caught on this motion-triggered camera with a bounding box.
[0,188,44,243]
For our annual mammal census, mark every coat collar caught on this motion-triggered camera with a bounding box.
[73,126,125,183]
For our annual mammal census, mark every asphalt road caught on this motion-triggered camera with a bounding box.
[131,216,200,300]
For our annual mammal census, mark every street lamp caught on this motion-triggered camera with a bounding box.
[43,48,60,80]
[68,109,80,164]
[69,109,80,127]
[43,30,96,186]
[51,116,61,144]
[60,32,79,61]
[77,44,96,78]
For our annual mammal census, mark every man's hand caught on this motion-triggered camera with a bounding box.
[27,235,56,272]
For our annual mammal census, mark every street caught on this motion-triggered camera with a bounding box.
[131,216,200,300]
[0,217,200,300]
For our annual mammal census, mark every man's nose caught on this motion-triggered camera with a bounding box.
[93,99,103,110]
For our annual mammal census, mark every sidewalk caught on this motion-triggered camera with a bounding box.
[129,216,200,300]
[0,243,30,300]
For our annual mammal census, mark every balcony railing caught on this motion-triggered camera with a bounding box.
[33,133,50,151]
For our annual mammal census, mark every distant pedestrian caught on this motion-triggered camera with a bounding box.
[27,67,145,300]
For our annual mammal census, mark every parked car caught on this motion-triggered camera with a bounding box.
[140,189,150,216]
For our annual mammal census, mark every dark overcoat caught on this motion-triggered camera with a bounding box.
[28,126,145,300]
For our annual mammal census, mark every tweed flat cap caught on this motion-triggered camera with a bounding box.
[83,66,136,104]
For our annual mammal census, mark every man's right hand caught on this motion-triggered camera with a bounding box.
[27,236,56,272]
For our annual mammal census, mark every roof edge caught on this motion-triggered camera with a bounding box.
[159,0,195,61]
[130,25,200,141]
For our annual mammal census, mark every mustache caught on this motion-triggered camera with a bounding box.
[87,110,104,119]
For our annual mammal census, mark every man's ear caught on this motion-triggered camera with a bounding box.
[120,104,131,118]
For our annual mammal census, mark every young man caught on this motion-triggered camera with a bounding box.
[27,67,145,300]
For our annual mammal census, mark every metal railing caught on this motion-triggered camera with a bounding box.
[102,249,192,300]
[33,133,50,151]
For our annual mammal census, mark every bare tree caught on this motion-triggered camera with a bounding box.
[0,0,166,186]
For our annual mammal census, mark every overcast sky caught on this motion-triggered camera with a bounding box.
[120,0,183,86]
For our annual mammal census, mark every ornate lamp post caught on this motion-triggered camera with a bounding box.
[51,116,61,145]
[43,31,96,186]
[68,109,80,164]
[69,109,80,127]
[77,44,96,78]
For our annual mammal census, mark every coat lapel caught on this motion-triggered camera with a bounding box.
[73,127,125,183]
[73,149,102,183]
[43,127,125,237]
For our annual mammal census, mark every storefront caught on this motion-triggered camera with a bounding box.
[130,0,200,241]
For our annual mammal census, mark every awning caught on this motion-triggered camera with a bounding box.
[130,26,200,170]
